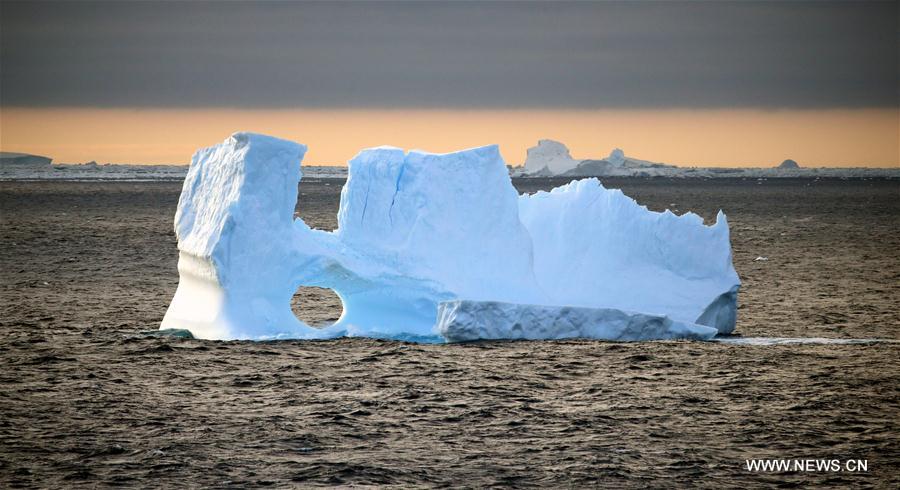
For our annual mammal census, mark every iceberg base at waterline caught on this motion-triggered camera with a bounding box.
[437,300,718,343]
[160,132,741,343]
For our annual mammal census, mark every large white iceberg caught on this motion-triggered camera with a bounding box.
[161,132,741,342]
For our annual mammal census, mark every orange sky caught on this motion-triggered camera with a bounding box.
[1,108,897,167]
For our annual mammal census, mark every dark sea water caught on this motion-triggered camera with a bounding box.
[1,178,898,487]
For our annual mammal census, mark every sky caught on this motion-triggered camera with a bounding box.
[1,0,897,166]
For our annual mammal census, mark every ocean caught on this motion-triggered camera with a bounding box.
[1,177,898,487]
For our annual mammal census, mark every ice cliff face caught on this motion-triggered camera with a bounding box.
[164,133,317,340]
[161,132,741,342]
[326,143,542,339]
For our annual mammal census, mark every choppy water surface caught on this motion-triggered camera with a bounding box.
[1,178,898,487]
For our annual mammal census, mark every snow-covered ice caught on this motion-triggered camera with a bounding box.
[161,132,742,342]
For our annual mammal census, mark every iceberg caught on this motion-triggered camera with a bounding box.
[516,140,681,178]
[607,148,626,167]
[522,139,580,175]
[161,132,741,342]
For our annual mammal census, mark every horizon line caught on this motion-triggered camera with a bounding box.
[2,107,897,168]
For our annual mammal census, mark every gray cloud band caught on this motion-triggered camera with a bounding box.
[1,1,896,109]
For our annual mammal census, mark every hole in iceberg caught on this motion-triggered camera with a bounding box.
[291,286,344,328]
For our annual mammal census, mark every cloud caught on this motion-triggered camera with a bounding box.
[1,1,896,109]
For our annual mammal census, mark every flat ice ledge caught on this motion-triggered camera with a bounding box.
[436,300,718,342]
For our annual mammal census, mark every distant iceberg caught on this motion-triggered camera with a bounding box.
[161,132,741,342]
[516,140,679,177]
[522,139,581,175]
[0,152,52,166]
[511,141,900,179]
